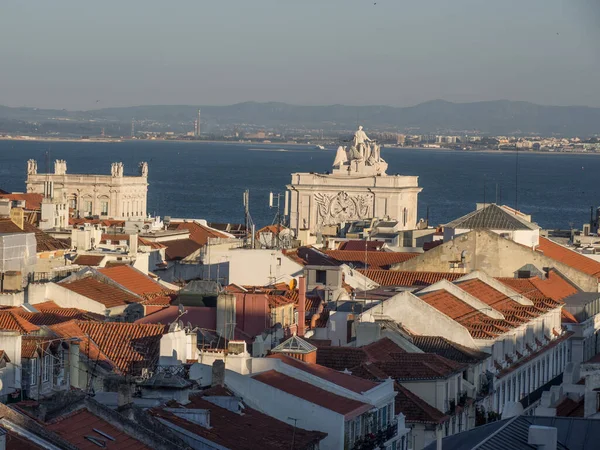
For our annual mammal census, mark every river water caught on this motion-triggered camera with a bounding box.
[0,140,596,230]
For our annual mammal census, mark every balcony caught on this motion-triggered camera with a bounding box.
[349,419,398,450]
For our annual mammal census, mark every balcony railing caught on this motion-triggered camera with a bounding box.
[349,419,398,450]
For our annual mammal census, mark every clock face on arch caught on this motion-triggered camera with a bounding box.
[330,193,357,221]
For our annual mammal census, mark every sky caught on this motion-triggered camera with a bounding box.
[1,0,599,110]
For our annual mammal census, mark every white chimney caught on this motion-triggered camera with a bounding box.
[528,425,557,450]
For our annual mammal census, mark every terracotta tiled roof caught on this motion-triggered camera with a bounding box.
[21,336,47,359]
[60,276,141,308]
[163,238,202,261]
[72,255,105,266]
[418,290,480,321]
[46,408,150,449]
[395,383,449,424]
[0,311,40,334]
[253,370,372,419]
[324,250,419,269]
[78,321,166,374]
[353,353,466,381]
[22,222,70,252]
[562,309,578,324]
[50,320,166,374]
[456,279,520,312]
[257,224,288,234]
[17,309,103,326]
[99,265,165,296]
[445,204,539,231]
[360,269,462,287]
[168,221,230,246]
[538,237,600,279]
[267,353,378,393]
[316,338,407,371]
[531,271,580,301]
[0,218,25,234]
[498,271,579,302]
[555,397,584,418]
[138,237,166,250]
[0,193,43,210]
[411,336,490,364]
[149,392,326,450]
[30,301,61,310]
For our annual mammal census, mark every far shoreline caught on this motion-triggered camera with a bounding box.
[1,135,599,156]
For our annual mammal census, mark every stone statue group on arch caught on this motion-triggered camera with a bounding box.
[333,125,387,174]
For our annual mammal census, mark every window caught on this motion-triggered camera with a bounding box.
[100,201,109,215]
[403,208,408,226]
[30,359,38,385]
[43,355,51,382]
[84,200,92,214]
[315,270,326,285]
[70,198,77,209]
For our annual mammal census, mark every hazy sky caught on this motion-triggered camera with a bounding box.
[1,0,599,109]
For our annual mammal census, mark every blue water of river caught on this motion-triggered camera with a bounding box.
[0,140,596,230]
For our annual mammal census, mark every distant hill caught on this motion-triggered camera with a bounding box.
[1,100,599,136]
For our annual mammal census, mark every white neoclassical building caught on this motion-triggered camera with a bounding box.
[287,126,422,237]
[26,159,148,220]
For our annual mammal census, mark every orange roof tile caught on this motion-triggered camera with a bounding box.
[530,270,580,301]
[60,277,141,308]
[72,255,105,266]
[0,193,43,210]
[418,290,478,320]
[17,309,103,326]
[46,408,150,449]
[21,336,47,358]
[360,269,462,287]
[538,237,600,279]
[0,311,40,334]
[395,383,449,424]
[562,309,578,324]
[324,250,419,269]
[163,238,202,261]
[49,321,166,374]
[30,301,61,311]
[99,265,165,296]
[138,237,166,250]
[168,221,229,246]
[150,392,326,450]
[267,353,378,394]
[253,370,372,419]
[457,279,520,312]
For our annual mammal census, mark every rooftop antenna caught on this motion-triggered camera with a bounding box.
[243,190,256,248]
[269,191,289,249]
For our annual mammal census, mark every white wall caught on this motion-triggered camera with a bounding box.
[0,331,22,396]
[159,329,188,366]
[225,370,346,450]
[202,248,304,286]
[360,292,477,348]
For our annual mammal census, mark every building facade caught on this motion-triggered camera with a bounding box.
[26,159,148,220]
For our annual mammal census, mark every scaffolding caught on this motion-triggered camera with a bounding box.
[0,233,37,272]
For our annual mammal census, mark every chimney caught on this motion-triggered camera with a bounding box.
[297,276,306,337]
[211,360,225,387]
[528,425,557,450]
[117,381,133,408]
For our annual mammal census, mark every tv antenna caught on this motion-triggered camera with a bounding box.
[268,191,289,249]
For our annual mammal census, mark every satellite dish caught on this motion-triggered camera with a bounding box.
[289,279,297,290]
